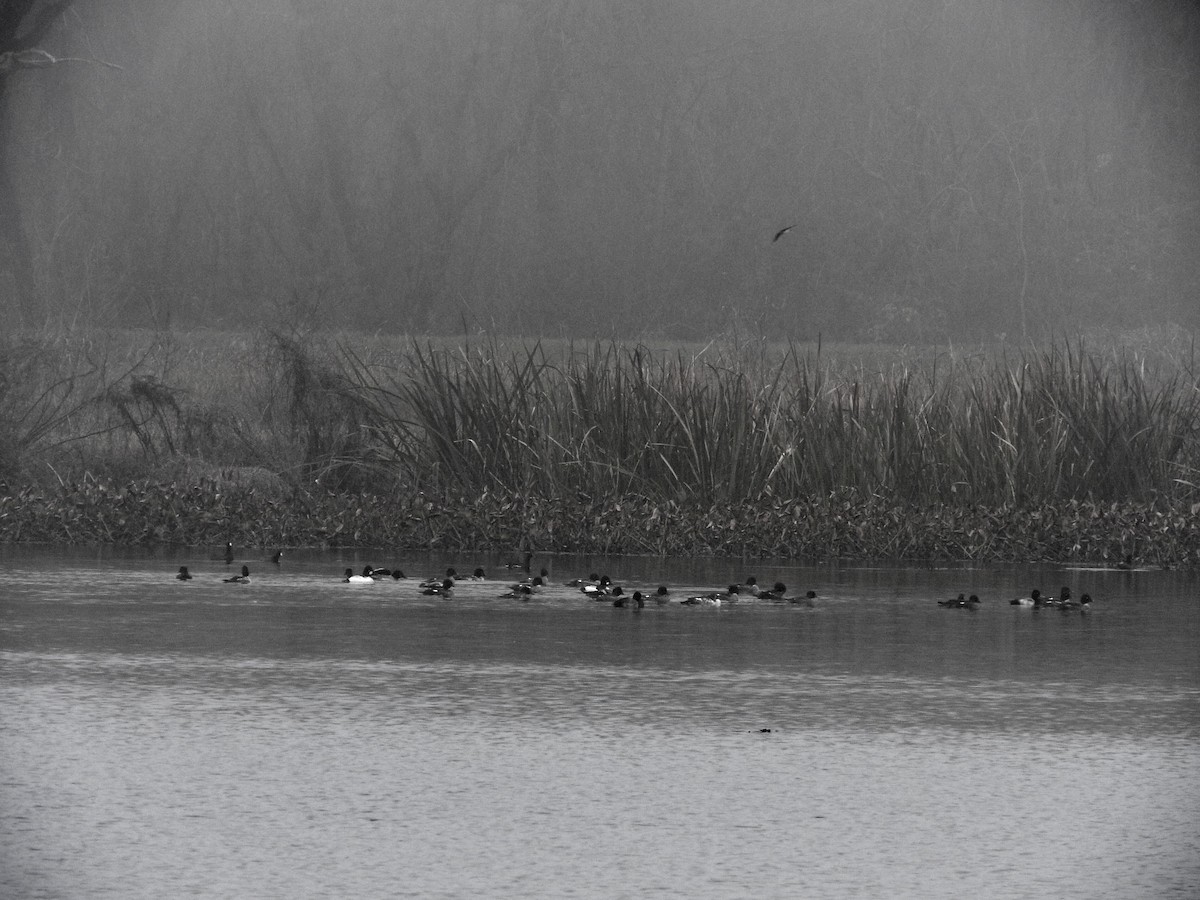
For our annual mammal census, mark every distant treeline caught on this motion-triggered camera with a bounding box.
[3,1,1199,339]
[1,329,1198,564]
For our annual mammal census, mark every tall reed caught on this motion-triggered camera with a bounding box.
[344,336,1200,507]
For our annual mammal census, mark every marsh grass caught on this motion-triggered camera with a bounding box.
[343,333,1200,509]
[3,327,1198,516]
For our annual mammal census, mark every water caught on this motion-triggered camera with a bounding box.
[2,547,1198,898]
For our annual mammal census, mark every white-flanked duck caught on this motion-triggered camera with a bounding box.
[344,567,374,583]
[223,565,250,584]
[581,575,613,597]
[565,572,601,588]
[1011,589,1043,607]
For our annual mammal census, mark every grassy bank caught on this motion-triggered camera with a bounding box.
[2,327,1198,565]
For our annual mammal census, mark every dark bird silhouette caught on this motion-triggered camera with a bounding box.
[223,565,250,584]
[772,224,796,242]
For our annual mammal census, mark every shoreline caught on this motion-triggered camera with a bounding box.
[3,478,1196,568]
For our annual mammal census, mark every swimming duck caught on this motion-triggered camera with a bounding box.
[176,566,193,581]
[681,586,735,606]
[520,567,550,585]
[1011,589,1042,607]
[501,577,543,599]
[223,565,250,584]
[565,572,602,588]
[505,551,534,572]
[419,568,458,589]
[938,593,967,608]
[390,569,407,580]
[1079,593,1093,610]
[756,581,788,600]
[1052,587,1075,609]
[469,567,487,580]
[581,575,613,597]
[653,585,671,604]
[344,567,374,584]
[422,578,455,596]
[790,590,818,607]
[614,590,645,609]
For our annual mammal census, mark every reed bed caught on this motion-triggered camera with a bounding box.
[2,328,1198,564]
[347,335,1200,508]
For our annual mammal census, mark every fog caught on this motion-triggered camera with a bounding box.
[2,1,1198,340]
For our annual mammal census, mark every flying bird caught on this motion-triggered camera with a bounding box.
[772,224,796,242]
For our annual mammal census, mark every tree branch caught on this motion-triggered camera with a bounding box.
[6,0,74,52]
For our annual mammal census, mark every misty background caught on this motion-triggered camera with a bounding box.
[2,1,1198,341]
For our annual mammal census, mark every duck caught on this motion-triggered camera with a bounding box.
[756,581,788,600]
[344,567,374,584]
[938,593,967,607]
[565,572,602,588]
[468,567,487,580]
[419,568,458,589]
[791,590,817,607]
[501,577,543,599]
[1079,593,1093,610]
[520,567,550,585]
[176,566,193,581]
[614,590,645,609]
[268,550,283,565]
[223,565,250,584]
[389,569,407,580]
[581,575,613,597]
[653,585,671,604]
[736,576,759,593]
[1011,589,1042,607]
[681,585,735,606]
[1053,587,1076,609]
[505,551,534,571]
[422,578,455,596]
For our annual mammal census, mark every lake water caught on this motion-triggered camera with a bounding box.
[2,547,1198,899]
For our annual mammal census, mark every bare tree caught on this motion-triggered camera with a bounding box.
[0,1,77,326]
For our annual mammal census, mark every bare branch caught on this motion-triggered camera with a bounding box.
[0,47,122,72]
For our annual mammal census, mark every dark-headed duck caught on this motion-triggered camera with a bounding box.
[223,565,250,584]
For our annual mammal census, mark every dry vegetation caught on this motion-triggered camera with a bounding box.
[2,327,1198,565]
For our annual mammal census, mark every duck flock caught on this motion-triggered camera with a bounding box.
[172,544,1096,612]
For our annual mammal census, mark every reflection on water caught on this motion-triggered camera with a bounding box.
[1,548,1198,899]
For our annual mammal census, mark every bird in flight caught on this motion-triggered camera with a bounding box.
[772,224,796,242]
